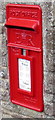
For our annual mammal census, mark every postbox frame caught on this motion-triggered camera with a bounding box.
[5,4,44,112]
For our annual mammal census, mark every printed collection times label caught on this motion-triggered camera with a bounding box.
[18,59,31,92]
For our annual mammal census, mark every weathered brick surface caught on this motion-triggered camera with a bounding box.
[0,35,2,67]
[0,0,54,119]
[53,2,55,117]
[44,103,53,116]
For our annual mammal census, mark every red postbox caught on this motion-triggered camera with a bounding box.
[5,4,44,112]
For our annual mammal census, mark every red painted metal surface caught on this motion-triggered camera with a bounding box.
[5,4,44,112]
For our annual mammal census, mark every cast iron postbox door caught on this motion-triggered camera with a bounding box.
[5,4,44,112]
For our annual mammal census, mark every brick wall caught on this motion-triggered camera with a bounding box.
[0,0,55,119]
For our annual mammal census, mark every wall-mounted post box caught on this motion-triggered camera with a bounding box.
[5,4,44,112]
